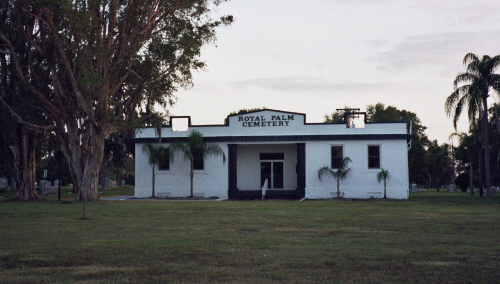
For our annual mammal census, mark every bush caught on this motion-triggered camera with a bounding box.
[455,173,469,192]
[125,173,135,186]
[61,176,68,186]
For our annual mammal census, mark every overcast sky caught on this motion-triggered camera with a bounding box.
[171,0,500,144]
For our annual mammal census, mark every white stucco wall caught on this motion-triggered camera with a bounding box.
[135,142,228,198]
[304,140,409,199]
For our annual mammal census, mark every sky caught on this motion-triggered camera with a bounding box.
[171,0,500,144]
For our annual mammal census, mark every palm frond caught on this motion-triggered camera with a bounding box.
[376,169,390,183]
[317,166,333,181]
[203,143,226,163]
[141,143,167,166]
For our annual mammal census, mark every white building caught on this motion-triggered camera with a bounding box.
[133,109,410,199]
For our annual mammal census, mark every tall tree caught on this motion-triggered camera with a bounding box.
[0,0,232,200]
[169,130,225,198]
[0,0,53,200]
[426,140,453,189]
[445,53,500,198]
[317,156,352,199]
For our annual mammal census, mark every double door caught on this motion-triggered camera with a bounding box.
[260,161,284,189]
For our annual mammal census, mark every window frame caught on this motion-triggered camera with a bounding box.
[330,145,344,169]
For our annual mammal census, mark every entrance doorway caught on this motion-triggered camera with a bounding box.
[260,153,284,189]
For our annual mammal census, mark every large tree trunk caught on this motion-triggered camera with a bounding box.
[12,125,39,201]
[77,129,105,201]
[60,122,105,201]
[483,97,491,197]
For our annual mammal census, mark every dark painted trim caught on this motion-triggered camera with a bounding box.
[133,134,411,143]
[230,190,300,200]
[296,143,306,199]
[228,144,238,199]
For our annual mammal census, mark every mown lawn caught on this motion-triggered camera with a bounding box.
[1,189,499,283]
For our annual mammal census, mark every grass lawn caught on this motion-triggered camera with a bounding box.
[1,189,499,283]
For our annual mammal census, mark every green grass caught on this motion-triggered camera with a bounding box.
[0,186,134,201]
[1,189,499,283]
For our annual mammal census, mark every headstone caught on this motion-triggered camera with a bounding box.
[411,184,418,193]
[111,180,116,187]
[120,180,126,187]
[448,184,456,192]
[491,186,498,194]
[39,180,51,195]
[53,179,60,188]
[0,178,8,189]
[44,186,58,197]
[102,177,111,189]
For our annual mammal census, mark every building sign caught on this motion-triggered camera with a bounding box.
[238,114,295,127]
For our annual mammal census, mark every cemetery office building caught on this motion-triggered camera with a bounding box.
[133,109,411,199]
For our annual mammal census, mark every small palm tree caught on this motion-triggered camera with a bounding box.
[376,169,390,199]
[170,130,225,198]
[142,143,168,198]
[317,157,352,198]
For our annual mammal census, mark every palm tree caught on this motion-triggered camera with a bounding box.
[141,143,168,198]
[169,130,225,198]
[445,53,500,198]
[317,157,352,198]
[376,169,390,199]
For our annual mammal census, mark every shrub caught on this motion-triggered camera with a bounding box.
[61,176,68,186]
[455,173,469,192]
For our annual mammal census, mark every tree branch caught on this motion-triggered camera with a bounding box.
[0,95,56,132]
[0,30,64,119]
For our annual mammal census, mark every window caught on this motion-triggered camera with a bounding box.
[331,146,343,168]
[193,149,204,170]
[159,148,170,171]
[260,153,284,160]
[368,145,380,169]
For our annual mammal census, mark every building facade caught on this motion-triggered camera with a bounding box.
[133,109,411,199]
